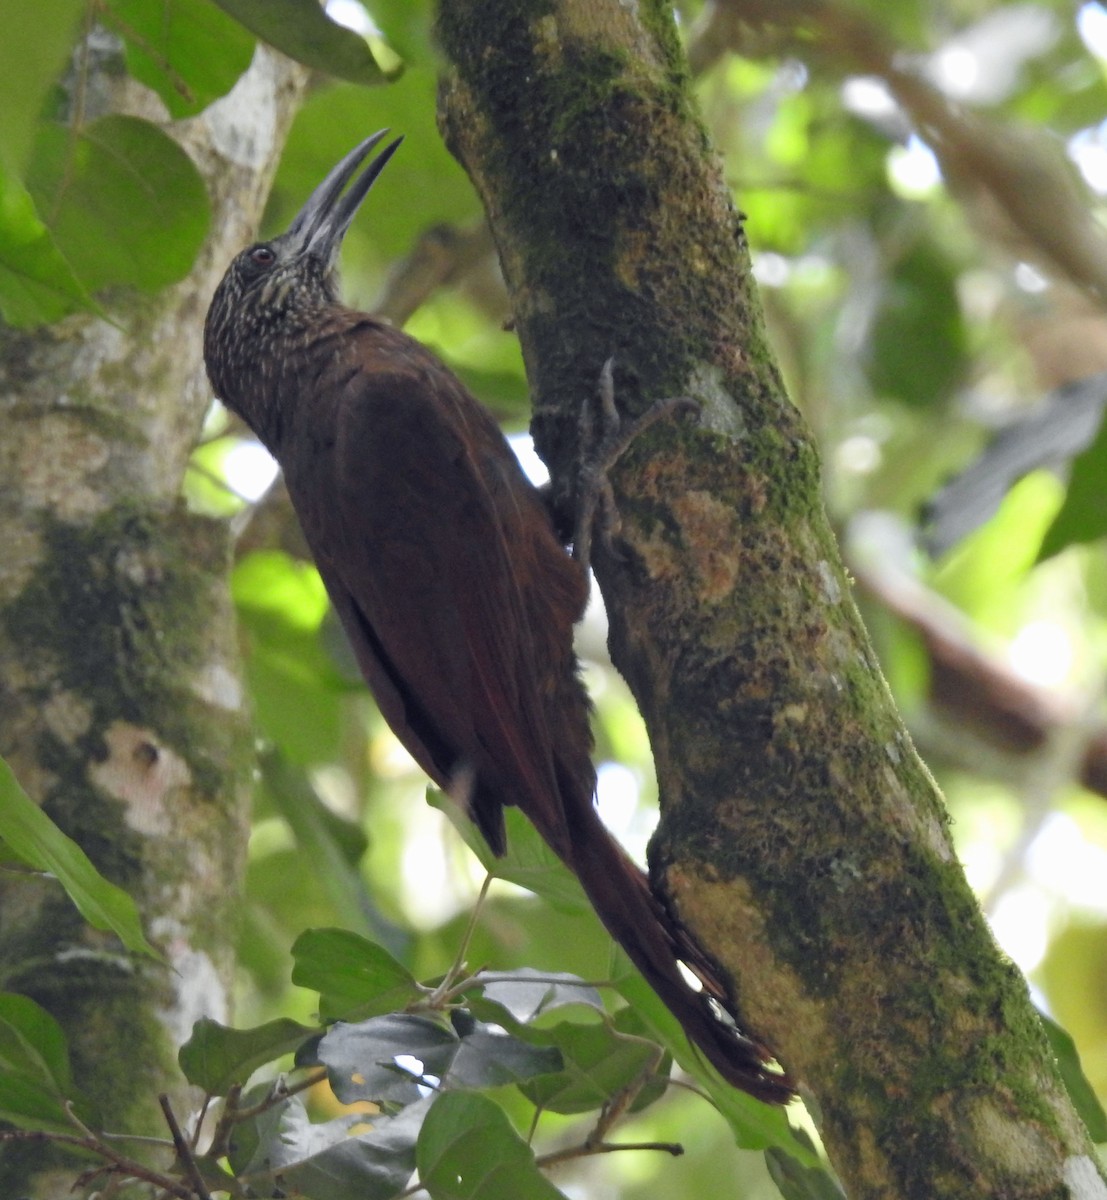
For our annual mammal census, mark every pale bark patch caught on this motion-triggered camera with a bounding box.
[89,721,192,835]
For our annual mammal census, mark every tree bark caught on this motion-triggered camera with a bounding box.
[436,2,1103,1197]
[0,45,307,1196]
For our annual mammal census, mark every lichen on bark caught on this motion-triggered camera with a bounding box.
[0,46,309,1197]
[435,1,1103,1195]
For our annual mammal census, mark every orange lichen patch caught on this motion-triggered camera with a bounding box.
[670,489,744,602]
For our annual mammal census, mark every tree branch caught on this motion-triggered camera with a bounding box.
[0,43,309,1197]
[434,1,1102,1195]
[689,0,1107,304]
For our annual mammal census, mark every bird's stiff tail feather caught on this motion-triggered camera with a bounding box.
[567,808,794,1105]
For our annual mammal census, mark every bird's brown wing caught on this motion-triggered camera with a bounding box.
[285,336,577,857]
[278,323,792,1102]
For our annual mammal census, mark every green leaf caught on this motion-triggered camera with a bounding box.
[319,1014,459,1107]
[0,992,86,1132]
[471,969,606,1023]
[102,0,255,118]
[517,1019,659,1115]
[234,552,351,764]
[611,1007,673,1114]
[445,1017,562,1091]
[0,0,83,171]
[231,1090,429,1199]
[867,240,967,409]
[1040,1012,1107,1142]
[211,0,391,85]
[0,757,155,956]
[766,1145,847,1200]
[364,0,435,64]
[233,551,331,629]
[260,753,402,946]
[417,1091,569,1200]
[26,114,210,293]
[292,928,422,1022]
[318,1012,561,1106]
[1038,410,1107,561]
[179,1016,318,1095]
[0,163,96,326]
[612,962,815,1161]
[428,796,590,915]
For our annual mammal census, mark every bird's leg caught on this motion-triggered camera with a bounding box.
[573,357,699,574]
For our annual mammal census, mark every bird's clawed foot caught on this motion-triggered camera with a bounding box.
[573,357,699,573]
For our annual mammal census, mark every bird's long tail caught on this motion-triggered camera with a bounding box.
[566,806,794,1104]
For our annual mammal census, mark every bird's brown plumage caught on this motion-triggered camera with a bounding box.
[204,132,792,1105]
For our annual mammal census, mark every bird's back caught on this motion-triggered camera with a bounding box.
[277,313,595,856]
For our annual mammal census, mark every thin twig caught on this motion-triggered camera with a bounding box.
[426,872,493,1007]
[228,1067,328,1123]
[536,1138,684,1169]
[48,1102,194,1198]
[458,971,615,990]
[99,1130,178,1148]
[206,1084,242,1161]
[97,4,196,102]
[159,1094,213,1200]
[51,0,96,225]
[191,1093,212,1151]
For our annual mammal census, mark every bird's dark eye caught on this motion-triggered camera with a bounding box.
[249,245,276,267]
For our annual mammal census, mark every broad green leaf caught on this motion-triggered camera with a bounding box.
[291,928,422,1022]
[212,0,391,85]
[102,0,255,118]
[234,1093,429,1200]
[319,1014,459,1107]
[1038,410,1107,561]
[0,0,83,171]
[442,1012,562,1091]
[0,757,155,956]
[261,754,400,945]
[226,1081,289,1176]
[27,114,210,293]
[241,617,347,761]
[468,987,667,1114]
[517,1019,659,1115]
[472,969,605,1023]
[417,1091,568,1200]
[0,992,86,1132]
[234,567,349,764]
[364,0,435,64]
[611,1006,673,1114]
[179,1016,318,1095]
[429,795,590,915]
[1041,1012,1107,1142]
[233,551,331,630]
[0,163,96,325]
[318,1011,560,1108]
[766,1146,847,1200]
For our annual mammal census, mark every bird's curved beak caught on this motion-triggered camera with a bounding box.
[285,129,404,267]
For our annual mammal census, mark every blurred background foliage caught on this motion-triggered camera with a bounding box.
[6,0,1107,1194]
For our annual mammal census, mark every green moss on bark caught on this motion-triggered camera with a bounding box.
[5,507,240,802]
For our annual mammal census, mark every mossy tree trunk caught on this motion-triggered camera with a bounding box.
[436,2,1103,1196]
[0,48,307,1197]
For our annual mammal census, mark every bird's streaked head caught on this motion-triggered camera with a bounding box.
[204,130,402,435]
